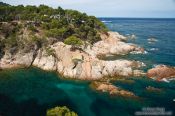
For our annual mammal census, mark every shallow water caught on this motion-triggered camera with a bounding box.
[0,68,174,116]
[0,18,175,116]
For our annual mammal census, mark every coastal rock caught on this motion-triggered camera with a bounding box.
[147,65,175,81]
[33,49,57,71]
[89,32,145,56]
[0,51,34,69]
[91,82,136,97]
[0,32,146,80]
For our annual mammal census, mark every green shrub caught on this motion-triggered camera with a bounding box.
[46,28,67,40]
[64,36,83,46]
[47,106,78,116]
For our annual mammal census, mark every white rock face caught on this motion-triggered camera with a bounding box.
[33,49,57,71]
[0,51,34,69]
[0,32,146,80]
[90,32,143,56]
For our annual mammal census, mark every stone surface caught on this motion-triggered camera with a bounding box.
[91,82,136,97]
[0,51,34,69]
[91,32,144,56]
[147,65,175,81]
[33,49,57,71]
[0,32,146,80]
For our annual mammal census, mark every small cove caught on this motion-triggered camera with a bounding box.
[0,18,175,116]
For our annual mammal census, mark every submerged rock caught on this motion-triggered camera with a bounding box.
[90,81,136,97]
[147,65,175,81]
[146,86,162,92]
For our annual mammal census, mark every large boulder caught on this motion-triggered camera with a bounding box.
[147,65,175,81]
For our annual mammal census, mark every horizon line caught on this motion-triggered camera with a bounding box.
[97,17,175,19]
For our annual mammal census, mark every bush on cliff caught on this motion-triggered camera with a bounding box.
[64,36,83,50]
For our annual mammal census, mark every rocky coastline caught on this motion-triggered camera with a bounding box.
[0,32,146,80]
[1,31,175,98]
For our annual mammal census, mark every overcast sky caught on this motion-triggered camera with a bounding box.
[2,0,175,18]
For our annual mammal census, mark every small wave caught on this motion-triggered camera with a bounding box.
[148,48,159,51]
[130,50,148,54]
[161,78,170,83]
[152,64,159,68]
[152,64,165,68]
[127,34,137,40]
[101,20,112,23]
[147,38,158,43]
[144,51,148,54]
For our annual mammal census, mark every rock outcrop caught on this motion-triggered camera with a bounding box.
[91,32,144,56]
[147,65,175,81]
[0,50,34,69]
[0,32,146,80]
[90,81,136,97]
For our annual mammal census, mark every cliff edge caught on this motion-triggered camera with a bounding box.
[0,32,146,80]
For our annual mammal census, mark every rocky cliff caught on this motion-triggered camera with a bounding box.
[0,32,146,80]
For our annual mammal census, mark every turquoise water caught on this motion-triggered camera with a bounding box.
[0,18,175,116]
[0,68,174,116]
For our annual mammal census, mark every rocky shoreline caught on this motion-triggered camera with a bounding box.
[1,31,175,98]
[0,32,146,80]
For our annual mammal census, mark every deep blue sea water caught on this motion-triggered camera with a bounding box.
[0,18,175,116]
[100,18,175,67]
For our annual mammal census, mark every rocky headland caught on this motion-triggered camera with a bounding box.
[0,32,146,80]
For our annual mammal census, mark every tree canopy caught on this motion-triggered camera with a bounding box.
[0,2,108,52]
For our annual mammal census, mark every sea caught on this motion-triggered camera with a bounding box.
[0,18,175,116]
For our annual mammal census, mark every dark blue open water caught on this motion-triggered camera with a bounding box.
[100,18,175,67]
[0,18,175,116]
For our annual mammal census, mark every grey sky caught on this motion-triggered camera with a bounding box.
[2,0,175,18]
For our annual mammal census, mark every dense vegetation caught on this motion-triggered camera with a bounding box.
[47,106,78,116]
[0,2,108,54]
